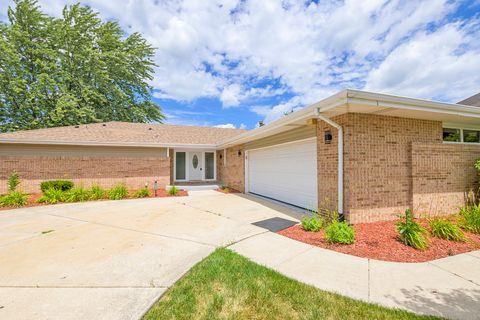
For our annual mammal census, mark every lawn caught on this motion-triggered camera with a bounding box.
[143,248,439,320]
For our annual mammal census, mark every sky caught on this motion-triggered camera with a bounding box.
[1,0,480,129]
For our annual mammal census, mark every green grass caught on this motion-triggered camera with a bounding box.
[143,248,438,320]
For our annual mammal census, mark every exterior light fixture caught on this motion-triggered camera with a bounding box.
[324,130,332,144]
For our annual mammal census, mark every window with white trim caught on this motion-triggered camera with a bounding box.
[443,127,480,143]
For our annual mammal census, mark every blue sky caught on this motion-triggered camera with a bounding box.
[2,0,480,129]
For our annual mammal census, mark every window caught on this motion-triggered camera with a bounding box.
[443,127,480,143]
[464,130,480,143]
[175,152,186,180]
[205,152,215,180]
[443,128,460,142]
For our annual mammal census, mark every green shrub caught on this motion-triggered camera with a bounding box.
[168,186,179,196]
[89,185,106,200]
[301,216,323,232]
[460,204,480,234]
[108,184,129,200]
[395,209,429,250]
[325,221,355,244]
[63,187,90,202]
[429,218,465,241]
[474,159,480,172]
[7,171,20,192]
[0,191,28,207]
[40,180,74,193]
[37,188,65,204]
[133,187,150,198]
[220,186,231,193]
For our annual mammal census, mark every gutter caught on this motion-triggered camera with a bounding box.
[315,108,344,217]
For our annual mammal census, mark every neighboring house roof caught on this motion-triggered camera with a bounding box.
[458,92,480,107]
[0,122,246,147]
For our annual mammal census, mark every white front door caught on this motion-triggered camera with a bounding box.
[188,151,203,180]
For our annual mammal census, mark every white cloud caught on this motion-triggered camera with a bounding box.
[2,0,479,118]
[213,123,236,129]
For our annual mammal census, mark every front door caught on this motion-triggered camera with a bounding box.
[189,151,203,180]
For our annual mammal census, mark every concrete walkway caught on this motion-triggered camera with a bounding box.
[230,232,480,320]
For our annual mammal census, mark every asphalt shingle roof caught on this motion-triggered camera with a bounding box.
[0,122,247,146]
[458,92,480,107]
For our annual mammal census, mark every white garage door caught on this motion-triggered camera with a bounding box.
[246,139,318,209]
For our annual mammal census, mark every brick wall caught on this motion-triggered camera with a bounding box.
[0,155,170,194]
[412,143,480,216]
[217,145,245,192]
[317,114,347,213]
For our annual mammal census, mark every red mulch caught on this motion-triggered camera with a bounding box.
[215,188,240,194]
[278,219,480,263]
[0,188,188,211]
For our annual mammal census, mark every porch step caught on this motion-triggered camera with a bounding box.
[166,184,220,191]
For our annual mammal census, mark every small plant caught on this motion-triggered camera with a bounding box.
[7,171,20,192]
[63,187,90,202]
[0,191,28,207]
[108,184,129,200]
[459,204,480,234]
[40,180,74,193]
[395,209,429,250]
[37,188,65,204]
[89,185,106,200]
[429,218,465,241]
[301,216,323,232]
[133,187,150,198]
[220,186,231,193]
[474,159,480,172]
[325,221,355,244]
[168,186,179,196]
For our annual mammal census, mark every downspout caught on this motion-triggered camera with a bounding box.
[315,109,344,218]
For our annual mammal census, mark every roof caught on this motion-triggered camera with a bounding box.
[219,89,480,148]
[0,122,246,148]
[458,92,480,107]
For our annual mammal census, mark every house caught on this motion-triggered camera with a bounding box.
[1,89,479,223]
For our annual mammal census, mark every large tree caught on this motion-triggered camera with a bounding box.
[0,0,164,132]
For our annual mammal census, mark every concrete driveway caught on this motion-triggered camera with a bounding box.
[0,190,300,320]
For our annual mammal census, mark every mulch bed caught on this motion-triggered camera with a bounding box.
[0,188,188,211]
[278,219,480,263]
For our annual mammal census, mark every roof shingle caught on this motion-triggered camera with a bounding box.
[0,122,247,146]
[458,92,480,107]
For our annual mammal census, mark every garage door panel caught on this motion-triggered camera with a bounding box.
[247,139,318,209]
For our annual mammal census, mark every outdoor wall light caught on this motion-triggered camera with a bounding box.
[219,154,223,159]
[238,150,242,156]
[325,130,333,144]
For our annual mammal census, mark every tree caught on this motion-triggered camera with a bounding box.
[0,0,164,132]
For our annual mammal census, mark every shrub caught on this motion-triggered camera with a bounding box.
[460,204,480,234]
[429,218,465,241]
[0,191,28,207]
[168,186,179,196]
[325,221,355,244]
[301,216,323,232]
[395,209,429,250]
[63,187,90,202]
[37,188,65,204]
[7,171,20,192]
[89,185,106,200]
[133,187,150,198]
[108,184,129,200]
[220,186,231,193]
[40,180,74,193]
